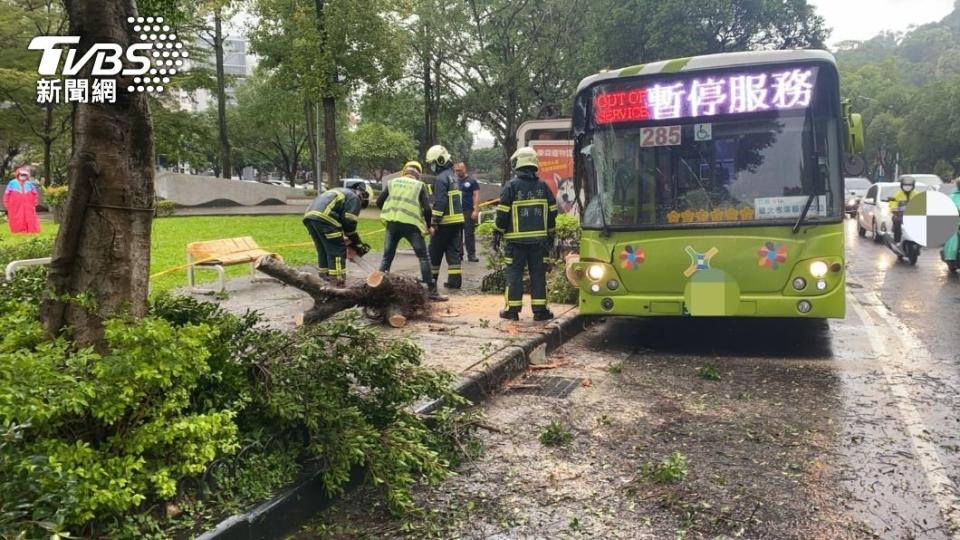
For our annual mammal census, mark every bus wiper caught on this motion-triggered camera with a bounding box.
[792,194,817,234]
[597,187,611,237]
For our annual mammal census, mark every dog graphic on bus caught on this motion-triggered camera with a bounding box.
[554,174,578,215]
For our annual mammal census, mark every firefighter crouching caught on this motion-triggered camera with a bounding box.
[494,146,558,321]
[302,184,370,285]
[425,144,466,289]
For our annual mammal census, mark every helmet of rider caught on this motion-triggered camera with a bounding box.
[900,176,916,193]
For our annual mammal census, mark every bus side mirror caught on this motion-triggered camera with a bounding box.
[846,113,864,154]
[842,100,865,154]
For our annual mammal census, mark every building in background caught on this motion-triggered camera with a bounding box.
[177,36,254,113]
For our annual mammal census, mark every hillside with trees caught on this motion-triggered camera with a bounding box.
[836,0,960,180]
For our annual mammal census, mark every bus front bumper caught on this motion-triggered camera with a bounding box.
[577,281,845,318]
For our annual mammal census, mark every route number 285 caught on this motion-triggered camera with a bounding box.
[640,125,681,147]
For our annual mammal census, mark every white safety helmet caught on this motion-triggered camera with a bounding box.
[511,146,539,171]
[425,145,452,167]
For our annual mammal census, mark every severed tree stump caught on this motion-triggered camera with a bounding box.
[255,255,431,327]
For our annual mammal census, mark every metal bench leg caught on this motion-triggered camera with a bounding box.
[189,263,227,295]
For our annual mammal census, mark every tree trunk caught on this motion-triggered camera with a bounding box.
[501,131,517,184]
[322,96,338,184]
[214,11,232,180]
[42,0,155,349]
[43,102,54,183]
[255,255,431,326]
[305,99,320,190]
[312,0,338,185]
[422,51,433,158]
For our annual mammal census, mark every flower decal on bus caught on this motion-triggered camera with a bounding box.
[619,245,646,270]
[758,242,788,270]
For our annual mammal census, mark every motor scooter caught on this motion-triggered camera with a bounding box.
[940,223,960,274]
[886,208,922,265]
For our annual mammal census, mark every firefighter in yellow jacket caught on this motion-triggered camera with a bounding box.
[494,147,558,321]
[425,144,465,289]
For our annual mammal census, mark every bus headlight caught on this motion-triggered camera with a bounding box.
[587,264,605,281]
[809,261,829,278]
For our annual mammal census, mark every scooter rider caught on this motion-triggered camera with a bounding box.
[888,176,917,244]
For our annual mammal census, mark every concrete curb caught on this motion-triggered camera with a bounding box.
[197,311,584,540]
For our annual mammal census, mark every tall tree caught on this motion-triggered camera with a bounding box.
[193,0,238,179]
[445,0,589,181]
[0,0,70,184]
[231,72,309,183]
[41,0,156,348]
[250,0,407,186]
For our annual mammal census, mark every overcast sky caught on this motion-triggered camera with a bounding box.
[809,0,955,46]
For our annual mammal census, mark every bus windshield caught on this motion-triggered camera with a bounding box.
[575,63,843,229]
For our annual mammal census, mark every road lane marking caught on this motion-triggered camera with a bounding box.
[847,290,960,538]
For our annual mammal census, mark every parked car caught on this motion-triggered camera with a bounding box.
[843,177,872,217]
[341,178,375,208]
[856,181,934,242]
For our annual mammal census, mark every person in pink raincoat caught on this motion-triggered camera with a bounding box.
[3,166,41,234]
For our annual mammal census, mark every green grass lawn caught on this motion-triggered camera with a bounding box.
[1,215,386,292]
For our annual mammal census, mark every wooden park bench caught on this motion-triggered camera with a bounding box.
[186,236,280,293]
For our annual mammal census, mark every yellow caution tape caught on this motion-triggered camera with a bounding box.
[148,228,387,280]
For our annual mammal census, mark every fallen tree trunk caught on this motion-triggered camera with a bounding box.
[255,255,430,326]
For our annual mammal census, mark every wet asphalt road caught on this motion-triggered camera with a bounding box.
[298,218,960,539]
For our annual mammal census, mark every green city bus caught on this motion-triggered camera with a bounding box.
[567,50,863,318]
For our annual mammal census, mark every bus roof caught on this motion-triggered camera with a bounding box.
[576,49,837,94]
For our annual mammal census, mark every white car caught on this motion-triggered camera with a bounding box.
[856,181,933,242]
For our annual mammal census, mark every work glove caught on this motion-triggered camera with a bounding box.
[492,230,503,252]
[346,232,362,247]
[355,242,372,257]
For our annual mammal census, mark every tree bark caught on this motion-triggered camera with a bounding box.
[42,0,155,349]
[255,256,431,326]
[43,102,54,183]
[322,96,338,184]
[422,50,433,158]
[305,99,320,190]
[214,10,232,180]
[312,0,338,185]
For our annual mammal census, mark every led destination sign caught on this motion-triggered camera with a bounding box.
[593,67,818,125]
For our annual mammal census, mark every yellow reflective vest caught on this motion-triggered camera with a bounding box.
[381,176,428,233]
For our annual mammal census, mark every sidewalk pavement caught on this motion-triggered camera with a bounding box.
[180,249,578,382]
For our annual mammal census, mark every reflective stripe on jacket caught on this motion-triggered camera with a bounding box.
[431,168,464,225]
[495,170,558,243]
[381,176,427,232]
[304,188,361,233]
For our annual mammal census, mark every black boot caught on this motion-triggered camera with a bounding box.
[499,309,519,321]
[427,284,448,302]
[533,309,554,322]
